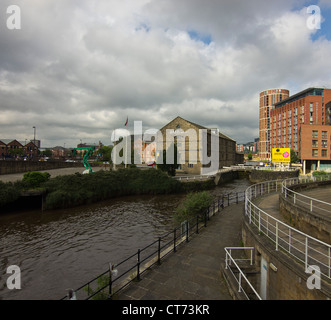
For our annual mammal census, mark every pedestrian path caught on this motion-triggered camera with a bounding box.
[116,203,245,300]
[115,184,331,300]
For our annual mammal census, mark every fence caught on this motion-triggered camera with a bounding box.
[173,175,215,181]
[282,175,331,216]
[224,247,262,300]
[245,179,331,281]
[61,191,245,300]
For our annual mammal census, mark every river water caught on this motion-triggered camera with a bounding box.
[0,178,251,300]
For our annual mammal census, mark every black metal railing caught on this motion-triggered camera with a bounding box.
[61,191,245,300]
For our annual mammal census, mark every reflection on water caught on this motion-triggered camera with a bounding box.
[0,179,251,300]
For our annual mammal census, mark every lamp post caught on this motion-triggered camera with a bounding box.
[32,126,36,160]
[33,126,36,145]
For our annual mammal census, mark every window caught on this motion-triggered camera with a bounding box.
[322,131,327,139]
[312,130,318,139]
[322,140,327,148]
[312,149,318,157]
[310,103,313,112]
[312,140,318,148]
[322,149,327,157]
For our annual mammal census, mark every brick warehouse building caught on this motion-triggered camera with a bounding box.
[270,87,331,173]
[259,89,290,161]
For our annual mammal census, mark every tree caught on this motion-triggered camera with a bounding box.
[247,152,253,160]
[290,149,299,163]
[157,143,179,176]
[98,146,113,162]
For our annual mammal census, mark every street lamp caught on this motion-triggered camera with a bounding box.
[33,126,36,145]
[32,126,36,160]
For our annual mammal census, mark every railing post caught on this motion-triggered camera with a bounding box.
[173,229,177,252]
[329,247,331,279]
[186,220,189,242]
[310,200,313,212]
[204,210,207,227]
[109,264,113,297]
[137,249,141,281]
[158,237,161,265]
[196,215,199,234]
[305,238,308,271]
[275,222,278,251]
[238,273,242,292]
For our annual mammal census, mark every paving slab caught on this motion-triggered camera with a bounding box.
[116,203,245,300]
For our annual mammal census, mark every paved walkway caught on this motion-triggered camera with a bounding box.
[115,184,331,300]
[116,203,245,300]
[0,166,105,183]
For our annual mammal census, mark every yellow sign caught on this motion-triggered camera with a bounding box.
[272,148,291,163]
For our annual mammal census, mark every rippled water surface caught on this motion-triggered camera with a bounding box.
[0,179,251,300]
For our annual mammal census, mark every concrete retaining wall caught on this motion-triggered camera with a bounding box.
[0,160,82,175]
[242,220,331,300]
[279,180,331,244]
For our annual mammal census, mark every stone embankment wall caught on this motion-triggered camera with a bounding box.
[0,160,82,175]
[249,169,299,183]
[279,180,331,244]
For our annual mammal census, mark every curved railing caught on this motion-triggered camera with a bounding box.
[282,176,331,216]
[245,179,331,281]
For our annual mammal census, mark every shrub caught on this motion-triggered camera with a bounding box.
[0,181,21,207]
[22,171,50,188]
[43,169,183,210]
[174,191,213,225]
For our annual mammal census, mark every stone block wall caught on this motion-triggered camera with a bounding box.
[249,169,299,183]
[0,160,82,175]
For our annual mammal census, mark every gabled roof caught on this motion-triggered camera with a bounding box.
[160,116,236,142]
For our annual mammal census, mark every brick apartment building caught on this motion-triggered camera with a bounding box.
[299,125,331,173]
[259,89,290,161]
[269,87,331,173]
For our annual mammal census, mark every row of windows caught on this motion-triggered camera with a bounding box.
[312,130,328,139]
[312,149,328,157]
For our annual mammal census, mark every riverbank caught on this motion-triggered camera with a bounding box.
[0,168,216,212]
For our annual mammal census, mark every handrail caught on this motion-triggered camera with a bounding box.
[61,191,245,300]
[245,179,331,281]
[173,175,215,181]
[224,247,262,300]
[282,176,331,217]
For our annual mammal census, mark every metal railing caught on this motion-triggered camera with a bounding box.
[173,175,215,181]
[282,175,331,216]
[61,191,245,300]
[245,179,331,281]
[224,247,262,300]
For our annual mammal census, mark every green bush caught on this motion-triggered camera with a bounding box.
[0,181,21,207]
[43,169,183,210]
[174,191,213,225]
[22,171,50,188]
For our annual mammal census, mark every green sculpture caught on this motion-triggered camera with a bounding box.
[72,147,95,174]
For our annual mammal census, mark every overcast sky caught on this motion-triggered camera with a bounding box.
[1,0,331,147]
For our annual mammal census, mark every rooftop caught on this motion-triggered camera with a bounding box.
[274,87,328,109]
